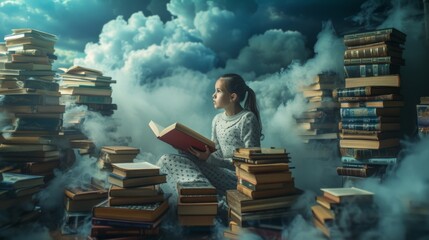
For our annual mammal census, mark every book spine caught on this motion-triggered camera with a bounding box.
[344,33,394,46]
[344,45,390,59]
[336,167,372,177]
[344,64,399,78]
[333,87,370,98]
[340,123,382,131]
[344,29,395,39]
[344,56,404,65]
[341,156,397,165]
[340,147,399,159]
[338,94,398,102]
[340,108,377,118]
[341,118,381,124]
[91,218,153,229]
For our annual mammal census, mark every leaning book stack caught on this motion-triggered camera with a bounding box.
[0,172,45,230]
[417,96,429,138]
[90,161,169,239]
[95,146,140,172]
[295,72,342,144]
[336,28,406,183]
[311,187,377,239]
[177,181,218,227]
[227,147,302,231]
[0,29,63,183]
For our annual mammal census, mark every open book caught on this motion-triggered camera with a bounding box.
[149,120,216,153]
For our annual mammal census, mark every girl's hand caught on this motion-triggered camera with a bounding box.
[189,145,210,160]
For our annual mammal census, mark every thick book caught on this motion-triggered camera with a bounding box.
[59,65,103,76]
[108,173,167,188]
[344,64,400,78]
[340,147,399,159]
[339,131,400,140]
[9,117,62,131]
[232,156,290,164]
[0,105,65,114]
[345,75,400,88]
[339,122,400,131]
[236,183,296,200]
[235,168,292,185]
[311,205,334,225]
[300,82,338,91]
[108,193,166,206]
[65,197,106,212]
[60,95,112,104]
[92,215,165,229]
[176,181,216,195]
[148,120,215,153]
[234,162,289,173]
[341,156,397,165]
[0,143,56,152]
[0,79,59,92]
[65,185,108,200]
[238,178,293,191]
[234,147,287,155]
[0,172,44,190]
[101,146,140,155]
[340,108,401,117]
[341,117,400,124]
[339,138,399,149]
[302,89,332,98]
[109,185,159,198]
[59,86,112,96]
[333,86,399,98]
[179,194,218,203]
[338,94,401,103]
[320,187,373,204]
[343,28,406,44]
[111,162,160,178]
[344,56,405,65]
[344,42,403,59]
[336,166,380,178]
[99,152,138,163]
[177,202,218,215]
[92,199,169,222]
[340,100,404,108]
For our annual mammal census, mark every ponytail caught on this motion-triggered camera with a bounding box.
[219,73,263,139]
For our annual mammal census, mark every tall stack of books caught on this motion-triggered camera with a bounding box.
[96,146,140,173]
[336,28,406,182]
[311,187,376,239]
[176,181,218,227]
[0,29,63,182]
[296,73,341,143]
[417,96,429,138]
[90,161,169,239]
[0,172,45,229]
[226,147,302,231]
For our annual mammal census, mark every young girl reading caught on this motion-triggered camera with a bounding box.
[157,73,262,198]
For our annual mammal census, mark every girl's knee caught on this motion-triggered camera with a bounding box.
[156,154,171,166]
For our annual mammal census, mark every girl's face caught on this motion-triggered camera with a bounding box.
[212,79,231,109]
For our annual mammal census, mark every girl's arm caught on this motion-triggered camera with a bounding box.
[241,112,261,148]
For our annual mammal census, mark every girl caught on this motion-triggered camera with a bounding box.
[157,73,262,199]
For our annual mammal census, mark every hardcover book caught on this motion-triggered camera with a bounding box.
[339,138,399,149]
[345,75,400,88]
[101,146,140,155]
[340,108,401,117]
[333,86,399,98]
[108,173,167,188]
[344,64,400,78]
[177,181,216,195]
[234,162,289,174]
[340,156,397,165]
[320,187,373,203]
[235,168,292,185]
[0,172,44,190]
[64,184,108,200]
[148,120,215,153]
[109,185,159,198]
[339,147,399,159]
[111,162,160,178]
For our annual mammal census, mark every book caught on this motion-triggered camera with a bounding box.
[338,94,402,103]
[61,95,112,104]
[235,147,287,155]
[232,156,290,164]
[90,225,159,238]
[343,28,406,45]
[235,168,292,185]
[108,193,166,206]
[339,138,399,149]
[297,122,337,130]
[234,162,289,173]
[311,205,334,224]
[345,75,400,88]
[92,215,165,229]
[92,199,169,222]
[0,88,60,96]
[344,56,404,66]
[148,120,215,152]
[320,187,373,203]
[341,117,400,124]
[344,64,400,78]
[333,86,399,98]
[300,82,337,91]
[64,185,108,200]
[178,215,216,226]
[340,101,404,108]
[177,181,216,195]
[0,173,44,190]
[417,105,429,128]
[59,65,103,76]
[341,156,397,165]
[336,166,380,177]
[238,178,293,191]
[339,122,400,131]
[229,207,297,226]
[312,73,340,84]
[101,146,140,155]
[340,147,399,159]
[0,105,65,113]
[421,97,429,105]
[65,197,106,212]
[0,144,56,152]
[339,131,400,140]
[236,183,296,199]
[344,42,403,59]
[0,79,59,92]
[111,162,160,178]
[177,202,218,215]
[340,108,401,117]
[179,194,218,203]
[59,87,112,96]
[109,185,159,198]
[302,89,332,98]
[108,174,167,188]
[0,62,51,71]
[9,117,62,131]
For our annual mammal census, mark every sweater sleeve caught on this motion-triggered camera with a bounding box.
[241,112,261,148]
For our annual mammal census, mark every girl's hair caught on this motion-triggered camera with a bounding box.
[219,73,263,139]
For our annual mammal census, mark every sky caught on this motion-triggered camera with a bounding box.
[1,0,429,239]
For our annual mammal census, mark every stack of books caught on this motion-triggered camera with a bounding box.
[311,187,376,239]
[0,29,63,182]
[176,181,218,227]
[96,146,140,172]
[296,73,341,143]
[227,148,301,230]
[59,65,117,117]
[0,172,45,229]
[90,161,169,239]
[223,220,282,240]
[336,28,406,182]
[417,96,429,138]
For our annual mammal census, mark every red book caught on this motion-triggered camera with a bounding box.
[148,120,215,153]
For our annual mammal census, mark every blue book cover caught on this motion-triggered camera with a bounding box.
[341,156,397,165]
[0,172,44,190]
